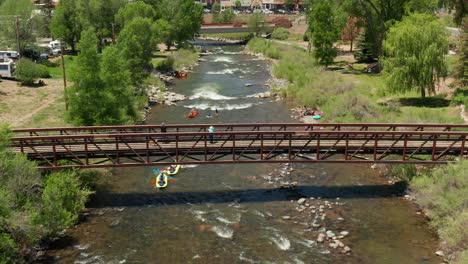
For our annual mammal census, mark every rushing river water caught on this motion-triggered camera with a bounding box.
[47,44,441,264]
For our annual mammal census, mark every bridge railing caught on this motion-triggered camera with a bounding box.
[11,130,467,169]
[11,123,468,137]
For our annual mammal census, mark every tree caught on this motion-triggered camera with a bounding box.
[341,16,360,52]
[354,29,378,62]
[438,0,467,26]
[50,0,82,52]
[212,2,221,14]
[453,17,467,88]
[383,13,448,99]
[117,17,156,84]
[0,0,40,54]
[67,28,102,125]
[99,46,138,124]
[248,13,266,37]
[235,0,242,10]
[115,0,156,30]
[285,0,295,10]
[154,0,203,49]
[308,0,341,66]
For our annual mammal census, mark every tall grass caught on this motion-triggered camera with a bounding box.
[247,37,464,124]
[410,161,468,263]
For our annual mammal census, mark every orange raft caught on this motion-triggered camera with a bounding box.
[186,110,199,118]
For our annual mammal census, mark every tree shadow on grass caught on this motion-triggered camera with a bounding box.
[398,96,450,108]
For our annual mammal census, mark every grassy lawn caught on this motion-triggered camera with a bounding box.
[46,56,77,80]
[247,37,464,124]
[21,96,68,128]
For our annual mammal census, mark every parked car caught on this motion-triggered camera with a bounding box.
[262,9,273,14]
[275,9,287,14]
[203,8,210,14]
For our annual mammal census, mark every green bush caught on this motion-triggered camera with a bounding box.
[15,58,50,86]
[410,160,468,261]
[32,171,92,237]
[214,9,236,23]
[156,56,175,72]
[271,28,290,40]
[0,232,19,262]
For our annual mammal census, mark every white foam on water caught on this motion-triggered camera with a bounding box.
[211,225,234,239]
[253,210,265,218]
[239,252,260,263]
[181,164,199,168]
[184,103,255,111]
[190,85,237,100]
[295,238,316,248]
[74,244,90,250]
[190,209,207,222]
[206,68,236,75]
[292,256,305,264]
[216,216,236,224]
[212,56,234,63]
[270,233,291,251]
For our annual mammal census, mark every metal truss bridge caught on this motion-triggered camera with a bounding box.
[10,123,468,169]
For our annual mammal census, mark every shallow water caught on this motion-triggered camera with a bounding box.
[47,44,441,264]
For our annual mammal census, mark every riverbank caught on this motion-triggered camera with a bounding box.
[391,161,468,264]
[246,37,464,124]
[246,37,467,263]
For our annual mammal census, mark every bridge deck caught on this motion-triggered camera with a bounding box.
[10,124,468,169]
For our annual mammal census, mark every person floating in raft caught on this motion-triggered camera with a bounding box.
[187,109,199,118]
[158,174,166,186]
[168,165,176,173]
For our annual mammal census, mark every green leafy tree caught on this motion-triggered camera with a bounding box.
[453,18,467,88]
[285,0,296,10]
[308,0,340,66]
[155,0,203,49]
[215,9,236,23]
[117,17,156,84]
[32,171,91,237]
[99,46,138,124]
[354,29,378,62]
[67,28,102,125]
[383,13,448,99]
[438,0,467,26]
[212,2,221,14]
[235,0,242,10]
[50,0,82,52]
[115,0,156,30]
[248,13,266,37]
[0,0,40,53]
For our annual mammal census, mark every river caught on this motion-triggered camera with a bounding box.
[47,44,441,264]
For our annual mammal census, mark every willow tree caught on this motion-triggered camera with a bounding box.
[383,13,448,99]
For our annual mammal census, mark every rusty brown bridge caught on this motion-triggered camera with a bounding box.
[11,123,468,169]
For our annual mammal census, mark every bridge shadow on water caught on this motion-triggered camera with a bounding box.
[90,182,408,208]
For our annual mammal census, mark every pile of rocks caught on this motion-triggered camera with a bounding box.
[199,36,245,44]
[147,85,186,105]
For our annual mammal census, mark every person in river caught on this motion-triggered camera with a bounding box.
[215,108,219,116]
[158,174,166,186]
[208,125,215,144]
[207,112,212,118]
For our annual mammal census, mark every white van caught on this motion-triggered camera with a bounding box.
[0,58,15,78]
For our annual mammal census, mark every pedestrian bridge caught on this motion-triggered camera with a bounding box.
[10,123,468,169]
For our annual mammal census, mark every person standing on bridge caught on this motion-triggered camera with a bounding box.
[161,123,167,142]
[208,125,215,144]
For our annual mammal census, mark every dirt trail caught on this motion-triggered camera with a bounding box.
[0,79,64,128]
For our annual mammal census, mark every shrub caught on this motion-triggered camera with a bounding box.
[271,28,290,40]
[410,160,468,261]
[15,58,50,86]
[156,56,175,72]
[32,171,92,237]
[0,232,19,262]
[214,9,236,23]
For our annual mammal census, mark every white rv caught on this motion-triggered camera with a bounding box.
[0,57,15,78]
[0,50,19,60]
